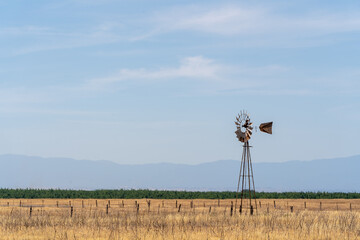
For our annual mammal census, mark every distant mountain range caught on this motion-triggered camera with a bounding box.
[0,154,359,192]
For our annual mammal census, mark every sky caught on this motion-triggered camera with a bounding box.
[0,0,360,164]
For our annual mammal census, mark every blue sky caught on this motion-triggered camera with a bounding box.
[0,0,360,164]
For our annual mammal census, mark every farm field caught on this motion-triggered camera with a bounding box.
[0,198,359,240]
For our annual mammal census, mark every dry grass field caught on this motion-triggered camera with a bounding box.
[0,198,359,239]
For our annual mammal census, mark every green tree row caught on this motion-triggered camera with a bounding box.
[0,189,359,199]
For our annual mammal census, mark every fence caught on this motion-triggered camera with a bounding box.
[0,198,358,218]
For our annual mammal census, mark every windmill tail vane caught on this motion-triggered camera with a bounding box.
[259,122,273,134]
[234,111,273,215]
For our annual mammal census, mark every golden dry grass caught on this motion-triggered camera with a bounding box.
[0,199,359,239]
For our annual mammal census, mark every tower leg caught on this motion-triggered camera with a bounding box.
[246,141,252,211]
[248,147,257,212]
[235,146,245,214]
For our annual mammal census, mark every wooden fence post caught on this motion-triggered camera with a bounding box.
[290,206,293,213]
[147,200,151,212]
[190,200,193,208]
[70,206,73,217]
[29,206,32,217]
[106,204,109,215]
[259,201,261,208]
[57,201,59,208]
[250,205,254,215]
[136,204,139,213]
[96,200,98,208]
[209,206,212,213]
[274,200,276,209]
[178,204,182,212]
[230,201,233,216]
[350,203,352,211]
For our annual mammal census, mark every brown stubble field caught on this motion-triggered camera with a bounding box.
[0,198,359,239]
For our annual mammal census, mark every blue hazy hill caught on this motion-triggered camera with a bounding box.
[0,154,358,192]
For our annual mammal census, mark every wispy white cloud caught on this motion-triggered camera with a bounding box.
[153,5,266,35]
[4,3,360,55]
[1,23,125,55]
[87,56,224,88]
[84,53,360,96]
[150,4,360,39]
[86,55,292,95]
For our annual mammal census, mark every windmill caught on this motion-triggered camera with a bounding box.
[234,111,273,215]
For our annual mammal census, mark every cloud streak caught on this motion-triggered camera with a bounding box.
[153,5,360,36]
[86,55,293,96]
[88,56,224,87]
[0,23,126,55]
[85,54,360,97]
[3,3,360,55]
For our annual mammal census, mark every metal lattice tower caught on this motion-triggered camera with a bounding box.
[234,111,273,215]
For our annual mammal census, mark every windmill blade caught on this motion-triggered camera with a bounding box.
[259,122,273,134]
[235,121,240,125]
[247,129,252,135]
[246,132,252,139]
[245,131,251,140]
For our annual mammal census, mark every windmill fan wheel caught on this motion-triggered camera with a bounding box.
[235,112,253,142]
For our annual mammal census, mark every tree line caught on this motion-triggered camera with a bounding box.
[0,189,359,199]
